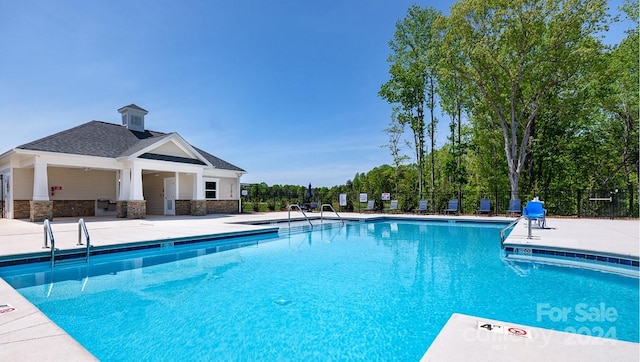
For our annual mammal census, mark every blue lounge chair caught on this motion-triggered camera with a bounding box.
[443,199,459,215]
[523,200,546,228]
[476,199,491,216]
[386,200,399,213]
[506,199,522,216]
[415,199,428,213]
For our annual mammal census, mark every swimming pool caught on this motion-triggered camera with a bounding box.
[1,220,638,360]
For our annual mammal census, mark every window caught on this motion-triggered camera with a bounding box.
[131,115,142,126]
[205,179,218,199]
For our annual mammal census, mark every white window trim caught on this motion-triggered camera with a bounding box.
[204,177,219,200]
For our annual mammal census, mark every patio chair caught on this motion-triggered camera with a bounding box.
[476,199,492,216]
[506,199,522,217]
[443,199,459,215]
[363,200,375,212]
[415,199,428,213]
[523,200,547,228]
[386,200,399,213]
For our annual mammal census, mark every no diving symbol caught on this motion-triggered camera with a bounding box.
[508,327,528,337]
[0,304,16,314]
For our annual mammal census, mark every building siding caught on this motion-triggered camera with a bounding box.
[48,167,117,201]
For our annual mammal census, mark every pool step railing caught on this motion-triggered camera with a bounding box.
[500,216,522,248]
[288,204,313,228]
[42,219,57,268]
[42,218,92,267]
[77,218,91,263]
[320,204,344,226]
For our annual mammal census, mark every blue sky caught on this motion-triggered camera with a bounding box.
[0,0,633,187]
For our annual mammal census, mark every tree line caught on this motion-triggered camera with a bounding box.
[243,0,638,217]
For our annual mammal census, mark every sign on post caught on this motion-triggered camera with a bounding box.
[359,193,368,202]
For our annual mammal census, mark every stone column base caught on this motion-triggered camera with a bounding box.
[30,200,53,222]
[126,200,146,219]
[116,201,128,218]
[190,200,207,216]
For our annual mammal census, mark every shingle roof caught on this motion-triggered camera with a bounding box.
[117,103,148,113]
[17,121,245,172]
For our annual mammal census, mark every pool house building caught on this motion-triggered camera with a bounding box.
[0,104,246,221]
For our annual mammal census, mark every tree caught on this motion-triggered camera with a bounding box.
[380,5,442,201]
[440,0,609,199]
[597,0,639,214]
[382,108,410,195]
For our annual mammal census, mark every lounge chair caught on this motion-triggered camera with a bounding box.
[506,199,521,217]
[415,199,428,213]
[476,199,491,216]
[363,200,375,212]
[523,200,546,228]
[386,200,399,213]
[443,199,459,215]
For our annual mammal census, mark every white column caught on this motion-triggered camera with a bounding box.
[131,166,144,200]
[237,173,242,213]
[119,168,131,201]
[32,157,49,201]
[174,172,180,199]
[193,171,204,200]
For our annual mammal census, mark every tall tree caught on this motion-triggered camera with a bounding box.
[382,107,410,195]
[440,0,609,199]
[380,5,442,201]
[597,0,639,214]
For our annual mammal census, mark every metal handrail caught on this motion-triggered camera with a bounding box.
[42,219,56,267]
[288,204,313,227]
[500,216,522,248]
[320,204,344,225]
[78,218,91,263]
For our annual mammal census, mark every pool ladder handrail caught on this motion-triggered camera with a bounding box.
[77,218,91,263]
[320,204,344,225]
[42,219,57,268]
[288,204,313,228]
[500,216,522,248]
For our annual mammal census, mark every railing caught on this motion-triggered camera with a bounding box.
[77,218,91,263]
[42,219,56,267]
[500,216,522,248]
[288,204,313,228]
[320,204,344,225]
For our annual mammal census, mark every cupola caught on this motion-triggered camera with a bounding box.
[118,104,148,132]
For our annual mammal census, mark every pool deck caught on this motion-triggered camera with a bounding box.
[0,212,638,361]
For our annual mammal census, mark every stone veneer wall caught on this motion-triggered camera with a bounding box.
[175,200,191,216]
[52,200,96,218]
[14,200,30,219]
[30,201,53,222]
[190,200,207,216]
[116,201,127,218]
[126,200,146,219]
[206,200,239,214]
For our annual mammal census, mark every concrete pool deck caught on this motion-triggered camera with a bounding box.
[0,212,638,360]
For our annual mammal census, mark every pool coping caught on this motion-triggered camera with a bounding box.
[421,313,639,362]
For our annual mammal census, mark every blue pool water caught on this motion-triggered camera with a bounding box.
[1,220,638,361]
